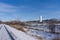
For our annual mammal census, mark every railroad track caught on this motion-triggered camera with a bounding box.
[0,24,15,40]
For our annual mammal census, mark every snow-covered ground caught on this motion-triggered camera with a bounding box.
[0,24,38,40]
[0,24,60,40]
[0,24,12,40]
[24,25,60,40]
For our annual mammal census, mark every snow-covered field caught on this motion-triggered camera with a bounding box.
[24,25,60,40]
[0,24,38,40]
[0,24,60,40]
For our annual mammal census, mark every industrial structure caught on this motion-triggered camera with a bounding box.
[39,16,43,22]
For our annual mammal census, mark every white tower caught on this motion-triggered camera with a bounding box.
[39,16,42,22]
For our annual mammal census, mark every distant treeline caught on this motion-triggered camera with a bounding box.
[26,19,60,24]
[0,19,60,25]
[0,20,27,26]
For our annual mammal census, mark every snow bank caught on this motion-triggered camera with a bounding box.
[3,24,38,40]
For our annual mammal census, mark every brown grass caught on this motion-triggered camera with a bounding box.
[9,25,25,32]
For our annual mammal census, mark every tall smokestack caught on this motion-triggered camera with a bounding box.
[39,16,42,22]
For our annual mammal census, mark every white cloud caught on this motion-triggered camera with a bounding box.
[0,3,34,14]
[0,3,18,13]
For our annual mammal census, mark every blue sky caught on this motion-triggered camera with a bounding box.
[0,0,60,21]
